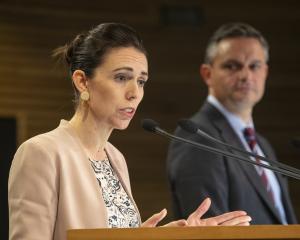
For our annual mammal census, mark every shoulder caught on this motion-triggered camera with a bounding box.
[11,122,76,172]
[173,106,221,141]
[9,127,65,192]
[18,124,70,155]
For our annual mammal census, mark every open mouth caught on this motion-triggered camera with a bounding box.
[119,107,136,118]
[124,108,134,113]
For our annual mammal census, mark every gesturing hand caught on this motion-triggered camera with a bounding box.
[141,209,187,227]
[141,198,251,227]
[187,198,251,226]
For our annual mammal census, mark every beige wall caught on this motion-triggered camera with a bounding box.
[1,0,300,223]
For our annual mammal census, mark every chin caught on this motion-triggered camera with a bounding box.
[234,93,254,103]
[113,120,131,130]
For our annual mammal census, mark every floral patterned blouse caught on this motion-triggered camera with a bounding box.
[90,158,140,228]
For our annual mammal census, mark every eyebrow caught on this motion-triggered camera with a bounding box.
[113,67,148,76]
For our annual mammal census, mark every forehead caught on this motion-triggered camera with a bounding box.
[214,37,266,62]
[101,47,148,72]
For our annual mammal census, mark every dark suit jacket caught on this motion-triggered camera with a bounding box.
[167,102,297,224]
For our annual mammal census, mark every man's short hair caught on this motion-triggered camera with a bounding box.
[204,22,269,64]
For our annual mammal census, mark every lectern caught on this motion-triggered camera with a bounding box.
[68,225,300,240]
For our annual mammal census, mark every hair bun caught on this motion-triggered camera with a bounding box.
[52,33,86,66]
[65,33,86,65]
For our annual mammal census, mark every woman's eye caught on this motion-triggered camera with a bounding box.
[138,79,147,87]
[115,74,128,82]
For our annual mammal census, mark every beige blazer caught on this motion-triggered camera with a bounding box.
[8,120,141,240]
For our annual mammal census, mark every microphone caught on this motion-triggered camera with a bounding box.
[178,119,300,176]
[141,118,300,180]
[142,118,159,132]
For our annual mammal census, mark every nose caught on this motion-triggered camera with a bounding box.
[239,67,251,83]
[126,81,140,101]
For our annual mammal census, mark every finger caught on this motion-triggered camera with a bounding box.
[201,218,218,226]
[189,198,211,219]
[219,215,252,226]
[141,209,167,227]
[236,221,251,226]
[163,219,188,227]
[210,211,247,224]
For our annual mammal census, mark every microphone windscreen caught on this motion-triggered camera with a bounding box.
[141,119,159,132]
[178,119,198,134]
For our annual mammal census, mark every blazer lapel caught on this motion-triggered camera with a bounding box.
[104,147,130,195]
[203,103,283,222]
[273,171,297,223]
[256,136,297,223]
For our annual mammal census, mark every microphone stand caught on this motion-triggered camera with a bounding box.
[178,119,300,176]
[142,120,300,180]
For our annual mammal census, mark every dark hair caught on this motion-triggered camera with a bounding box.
[204,22,269,64]
[53,22,147,101]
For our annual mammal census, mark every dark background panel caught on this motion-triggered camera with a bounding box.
[0,118,16,239]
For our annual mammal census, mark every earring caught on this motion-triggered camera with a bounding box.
[80,91,90,101]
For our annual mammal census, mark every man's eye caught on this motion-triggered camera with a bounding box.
[250,64,261,71]
[224,64,239,70]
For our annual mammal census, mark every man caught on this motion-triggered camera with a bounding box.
[167,23,297,224]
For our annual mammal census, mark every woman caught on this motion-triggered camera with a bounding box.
[8,23,251,240]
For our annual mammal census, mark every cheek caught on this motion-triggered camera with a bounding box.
[218,77,234,90]
[139,90,144,102]
[134,89,144,107]
[214,70,233,86]
[258,80,266,95]
[254,74,266,89]
[89,87,114,111]
[92,89,108,102]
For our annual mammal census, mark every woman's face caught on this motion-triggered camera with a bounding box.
[86,47,148,130]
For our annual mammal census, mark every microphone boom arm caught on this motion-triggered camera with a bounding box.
[154,127,300,180]
[195,129,300,176]
[178,118,300,176]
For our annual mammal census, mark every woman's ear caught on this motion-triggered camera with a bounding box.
[72,70,88,92]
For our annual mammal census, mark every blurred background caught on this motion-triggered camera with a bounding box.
[1,0,300,238]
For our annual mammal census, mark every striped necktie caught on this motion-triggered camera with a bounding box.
[243,127,275,204]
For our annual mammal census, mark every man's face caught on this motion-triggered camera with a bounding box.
[202,37,268,112]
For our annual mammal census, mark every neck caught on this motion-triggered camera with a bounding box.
[210,94,253,123]
[224,101,253,123]
[69,104,113,160]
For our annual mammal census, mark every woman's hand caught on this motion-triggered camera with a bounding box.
[141,198,251,227]
[141,209,188,227]
[187,198,251,226]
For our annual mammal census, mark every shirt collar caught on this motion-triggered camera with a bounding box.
[207,95,254,134]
